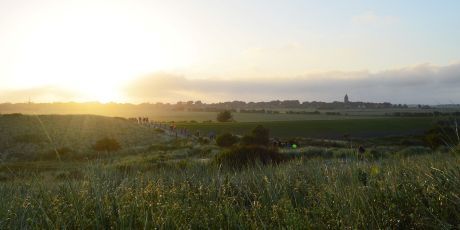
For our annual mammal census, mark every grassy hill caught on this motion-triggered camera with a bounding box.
[0,114,169,161]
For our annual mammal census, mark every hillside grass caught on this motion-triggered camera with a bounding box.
[0,114,169,162]
[0,154,458,229]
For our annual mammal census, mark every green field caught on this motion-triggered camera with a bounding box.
[149,111,360,122]
[177,117,435,139]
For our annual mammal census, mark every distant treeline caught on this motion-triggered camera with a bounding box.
[174,100,401,110]
[0,100,434,115]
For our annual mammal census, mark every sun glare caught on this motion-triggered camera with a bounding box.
[4,2,196,102]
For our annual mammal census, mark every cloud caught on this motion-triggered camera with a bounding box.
[124,63,460,104]
[352,11,398,26]
[1,63,459,105]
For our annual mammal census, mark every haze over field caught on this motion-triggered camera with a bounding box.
[1,0,459,104]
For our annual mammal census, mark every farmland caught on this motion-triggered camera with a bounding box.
[176,117,435,139]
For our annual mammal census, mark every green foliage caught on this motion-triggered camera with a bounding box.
[92,137,121,153]
[214,145,282,168]
[216,133,239,147]
[241,125,270,146]
[423,121,459,149]
[216,110,233,122]
[0,155,459,228]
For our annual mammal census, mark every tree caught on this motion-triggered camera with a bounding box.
[92,137,121,153]
[216,133,239,147]
[217,110,233,122]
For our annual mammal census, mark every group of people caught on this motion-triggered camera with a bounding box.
[148,121,209,140]
[128,117,150,124]
[272,139,299,149]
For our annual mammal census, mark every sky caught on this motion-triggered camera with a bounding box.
[0,0,459,104]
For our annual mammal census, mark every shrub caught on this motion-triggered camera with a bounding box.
[214,145,283,168]
[241,125,270,146]
[424,121,459,149]
[92,137,121,153]
[216,110,233,122]
[216,133,239,147]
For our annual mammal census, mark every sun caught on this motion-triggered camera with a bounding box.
[4,2,196,103]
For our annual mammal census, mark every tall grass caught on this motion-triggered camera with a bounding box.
[0,154,458,229]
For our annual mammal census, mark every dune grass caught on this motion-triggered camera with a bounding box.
[0,154,458,229]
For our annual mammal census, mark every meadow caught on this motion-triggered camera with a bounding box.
[0,113,459,228]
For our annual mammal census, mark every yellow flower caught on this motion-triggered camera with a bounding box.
[370,165,380,176]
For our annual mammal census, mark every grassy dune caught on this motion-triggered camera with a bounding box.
[0,114,169,161]
[0,154,458,229]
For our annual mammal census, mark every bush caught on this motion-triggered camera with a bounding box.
[214,145,283,168]
[241,125,270,146]
[92,138,121,153]
[216,110,233,122]
[216,133,239,147]
[424,122,459,149]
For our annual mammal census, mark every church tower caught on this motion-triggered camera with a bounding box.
[344,94,349,103]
